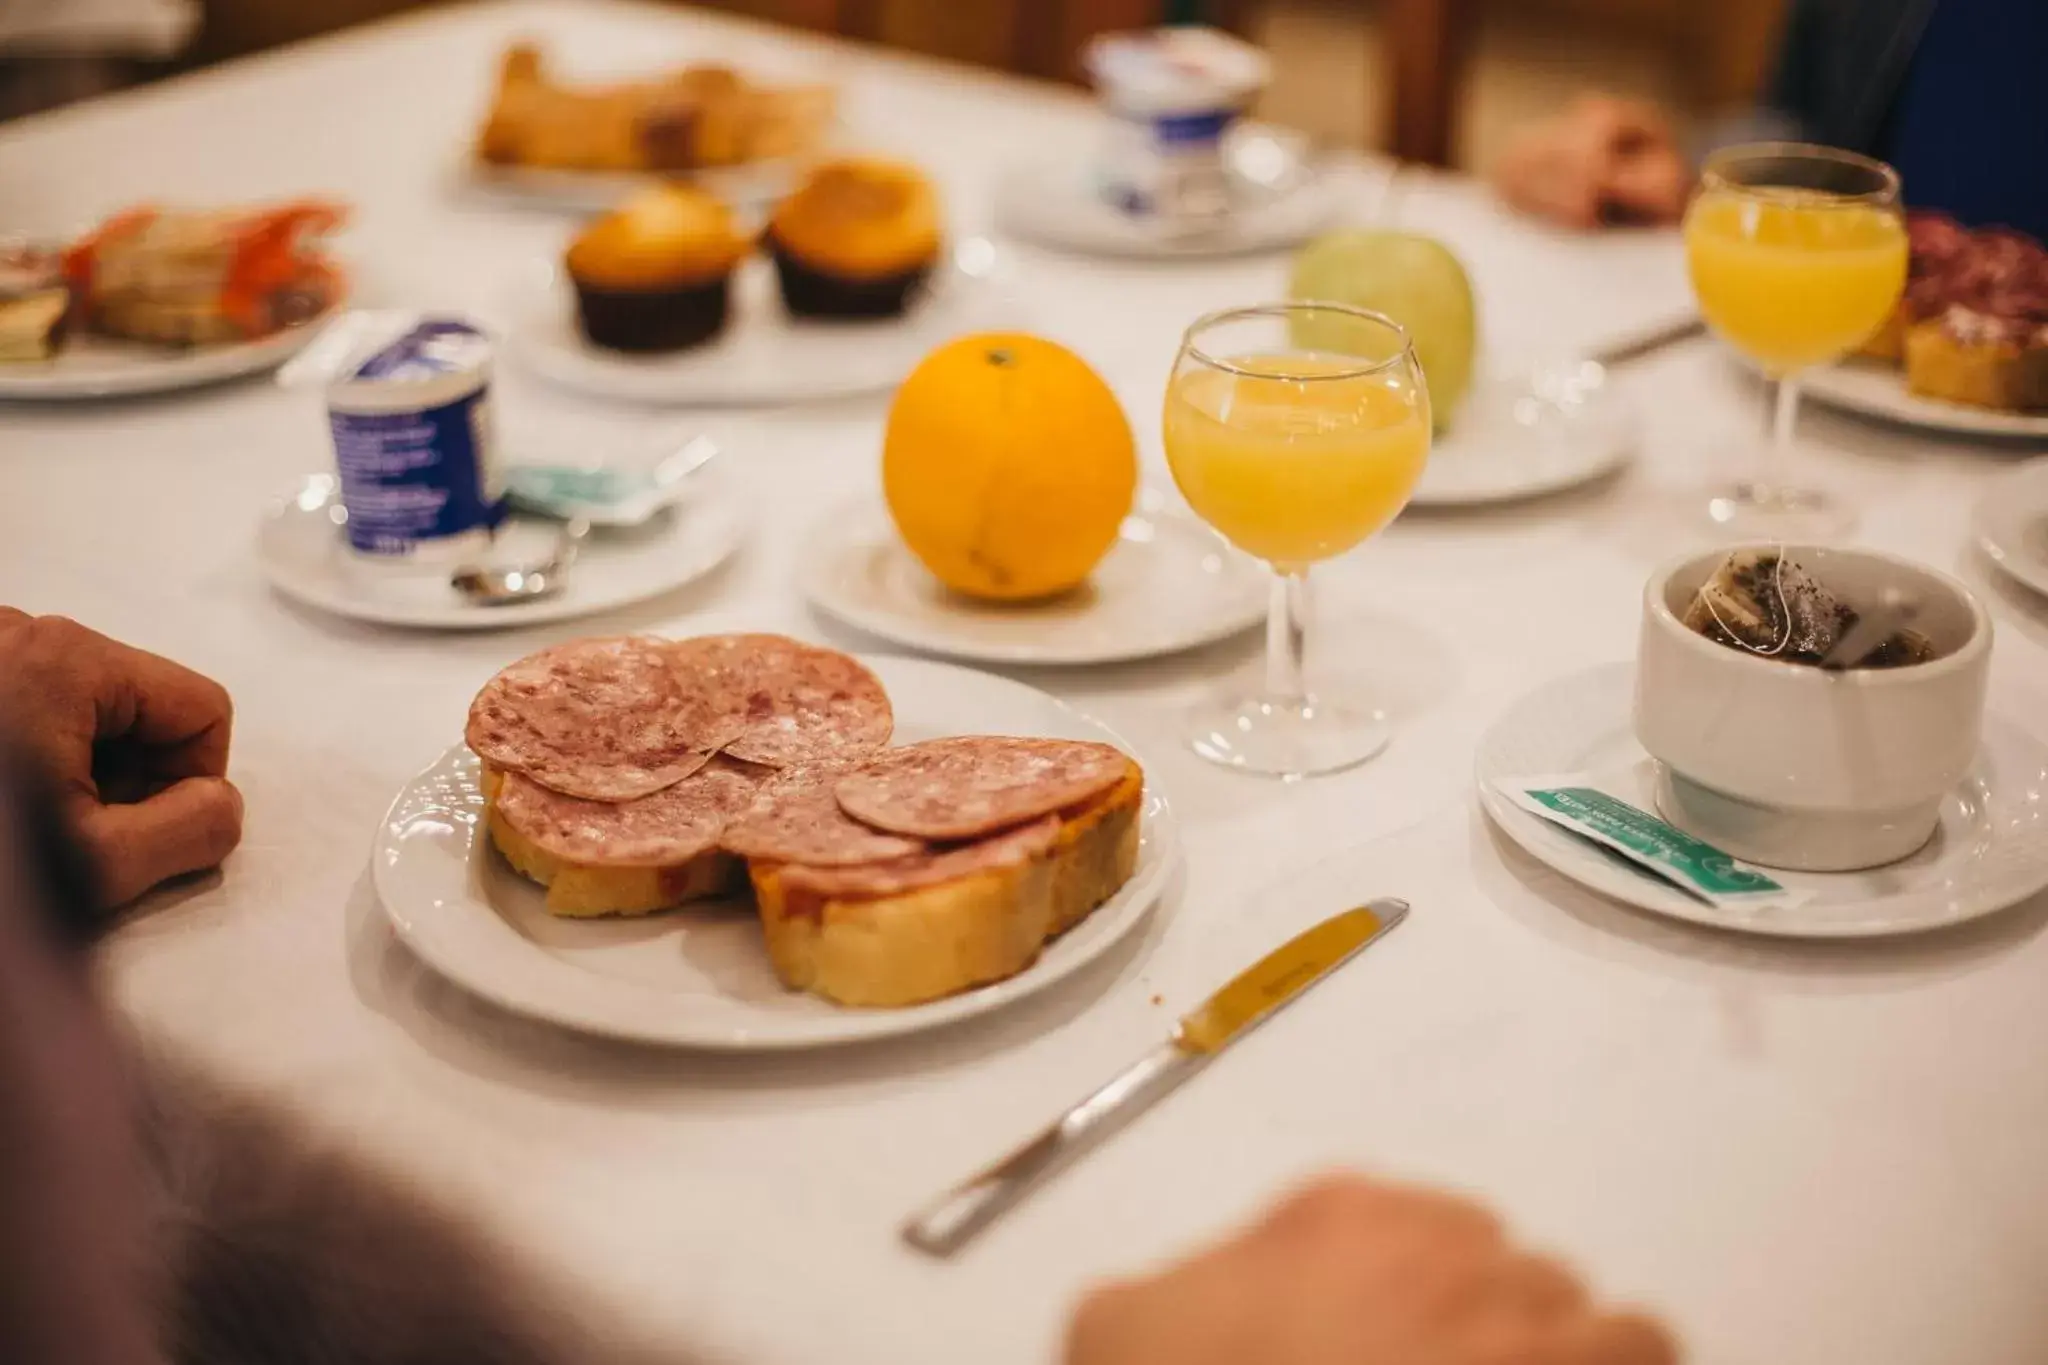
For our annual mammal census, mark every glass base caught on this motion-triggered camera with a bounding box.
[1703,479,1855,541]
[1186,690,1391,778]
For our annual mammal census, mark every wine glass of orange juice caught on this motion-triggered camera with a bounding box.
[1684,143,1907,537]
[1164,302,1430,776]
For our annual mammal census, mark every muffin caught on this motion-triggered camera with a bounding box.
[767,158,941,319]
[565,184,752,352]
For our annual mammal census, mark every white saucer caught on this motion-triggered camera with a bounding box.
[1973,458,2048,597]
[256,464,747,630]
[0,309,335,401]
[372,655,1177,1048]
[992,127,1337,260]
[1476,662,2048,938]
[1797,357,2048,441]
[798,492,1266,666]
[1409,362,1638,508]
[504,248,1016,406]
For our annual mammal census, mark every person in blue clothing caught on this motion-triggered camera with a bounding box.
[1492,0,2048,241]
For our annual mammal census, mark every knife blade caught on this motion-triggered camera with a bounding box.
[899,898,1409,1258]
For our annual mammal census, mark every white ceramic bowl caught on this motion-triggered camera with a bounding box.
[1634,546,1992,872]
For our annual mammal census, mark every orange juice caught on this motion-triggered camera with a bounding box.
[1164,352,1431,568]
[1685,190,1908,375]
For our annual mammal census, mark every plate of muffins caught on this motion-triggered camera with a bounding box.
[505,157,1017,405]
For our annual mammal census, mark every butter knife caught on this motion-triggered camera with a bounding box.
[900,898,1409,1257]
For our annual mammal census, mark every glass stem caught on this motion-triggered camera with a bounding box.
[1761,374,1801,502]
[1265,569,1309,708]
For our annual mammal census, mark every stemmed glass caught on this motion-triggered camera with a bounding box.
[1163,302,1431,777]
[1682,143,1907,538]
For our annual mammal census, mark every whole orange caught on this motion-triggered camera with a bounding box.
[883,333,1136,601]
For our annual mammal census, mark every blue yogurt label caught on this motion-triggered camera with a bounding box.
[327,318,505,559]
[330,391,503,555]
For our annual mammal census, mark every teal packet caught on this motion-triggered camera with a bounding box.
[1497,775,1811,910]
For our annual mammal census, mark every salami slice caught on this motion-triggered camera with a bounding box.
[494,758,764,867]
[780,816,1060,900]
[466,637,724,801]
[664,634,892,769]
[719,763,926,867]
[834,737,1130,840]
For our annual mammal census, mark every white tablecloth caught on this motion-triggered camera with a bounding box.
[5,4,2048,1363]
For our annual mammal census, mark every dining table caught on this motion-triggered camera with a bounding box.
[6,3,2048,1362]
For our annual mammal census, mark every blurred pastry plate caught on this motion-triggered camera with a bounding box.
[463,41,838,211]
[799,492,1267,665]
[255,462,748,629]
[0,199,347,400]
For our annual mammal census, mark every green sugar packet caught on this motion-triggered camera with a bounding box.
[1498,776,1810,910]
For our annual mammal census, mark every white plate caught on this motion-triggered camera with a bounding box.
[798,492,1267,665]
[0,312,333,401]
[1800,357,2048,440]
[460,151,812,214]
[505,251,1014,405]
[372,656,1177,1048]
[1476,662,2048,938]
[1974,458,2048,597]
[993,128,1337,260]
[256,464,748,630]
[1410,363,1638,508]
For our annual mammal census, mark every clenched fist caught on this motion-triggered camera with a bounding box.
[1068,1174,1678,1365]
[0,609,242,909]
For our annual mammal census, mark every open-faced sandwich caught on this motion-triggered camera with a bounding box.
[476,42,835,175]
[1860,212,2047,413]
[464,633,1143,1008]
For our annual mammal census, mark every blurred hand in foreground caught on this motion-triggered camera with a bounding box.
[1492,93,1692,229]
[0,609,241,907]
[1067,1174,1679,1365]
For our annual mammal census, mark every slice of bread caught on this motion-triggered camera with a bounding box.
[748,763,1143,1008]
[1905,317,2048,412]
[481,766,743,917]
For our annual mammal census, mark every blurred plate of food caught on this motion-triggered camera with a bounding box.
[504,164,1016,405]
[800,491,1267,665]
[0,200,347,400]
[255,458,748,630]
[1797,212,2048,439]
[463,41,837,211]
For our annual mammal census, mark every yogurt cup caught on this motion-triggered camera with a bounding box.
[325,317,505,565]
[1083,27,1271,223]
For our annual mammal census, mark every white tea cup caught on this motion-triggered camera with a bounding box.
[1635,546,1991,872]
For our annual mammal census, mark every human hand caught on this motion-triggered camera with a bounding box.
[1492,93,1692,229]
[0,609,242,908]
[1067,1174,1678,1365]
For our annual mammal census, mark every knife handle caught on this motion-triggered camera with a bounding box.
[901,1043,1195,1257]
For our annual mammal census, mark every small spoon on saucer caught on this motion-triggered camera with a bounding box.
[451,517,589,607]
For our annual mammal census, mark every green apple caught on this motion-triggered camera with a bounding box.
[1288,230,1478,431]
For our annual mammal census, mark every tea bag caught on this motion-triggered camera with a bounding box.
[1682,549,1851,664]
